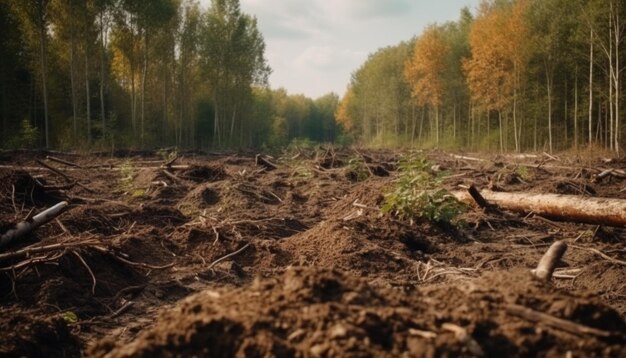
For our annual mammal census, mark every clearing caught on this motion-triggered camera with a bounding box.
[0,148,625,357]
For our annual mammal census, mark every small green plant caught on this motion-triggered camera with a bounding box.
[382,155,466,225]
[157,148,177,162]
[292,164,313,179]
[10,118,40,148]
[515,165,529,179]
[62,311,78,324]
[119,160,136,193]
[347,156,370,182]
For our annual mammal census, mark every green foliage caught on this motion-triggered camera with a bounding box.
[287,137,317,151]
[382,155,466,225]
[62,311,78,324]
[347,157,370,182]
[132,189,146,198]
[118,160,136,193]
[11,119,40,148]
[157,148,177,161]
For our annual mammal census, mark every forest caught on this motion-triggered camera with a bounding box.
[2,1,626,356]
[0,0,625,153]
[0,0,339,150]
[339,0,626,154]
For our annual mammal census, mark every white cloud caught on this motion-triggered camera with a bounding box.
[294,46,334,69]
[200,0,480,98]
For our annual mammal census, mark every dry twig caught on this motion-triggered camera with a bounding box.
[72,250,97,295]
[207,243,251,270]
[506,303,616,338]
[569,244,626,267]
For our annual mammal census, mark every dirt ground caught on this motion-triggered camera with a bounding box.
[0,148,625,357]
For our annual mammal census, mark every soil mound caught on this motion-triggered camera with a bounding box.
[90,267,626,358]
[0,311,81,357]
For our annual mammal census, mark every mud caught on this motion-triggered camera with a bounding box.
[0,149,625,357]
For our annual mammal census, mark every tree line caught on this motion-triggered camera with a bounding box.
[337,0,626,154]
[0,0,339,150]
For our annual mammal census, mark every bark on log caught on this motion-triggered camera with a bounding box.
[533,241,567,280]
[451,189,626,227]
[0,201,69,249]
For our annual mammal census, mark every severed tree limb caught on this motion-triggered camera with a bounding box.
[35,159,94,192]
[452,189,626,227]
[162,169,186,186]
[505,303,617,338]
[0,201,69,250]
[162,155,179,168]
[36,159,73,182]
[46,155,81,168]
[532,241,567,280]
[0,239,99,262]
[255,154,278,170]
[468,185,490,209]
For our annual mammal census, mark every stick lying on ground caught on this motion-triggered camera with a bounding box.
[532,241,567,280]
[452,189,626,227]
[0,201,68,250]
[255,154,278,170]
[506,303,616,338]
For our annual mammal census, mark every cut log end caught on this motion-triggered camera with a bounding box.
[533,241,568,281]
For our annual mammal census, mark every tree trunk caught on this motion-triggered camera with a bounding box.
[498,110,503,153]
[418,106,425,143]
[70,0,77,138]
[563,79,569,148]
[141,32,148,148]
[37,0,50,148]
[99,10,106,141]
[613,1,620,155]
[213,93,220,147]
[435,105,439,146]
[85,51,91,143]
[545,61,553,153]
[513,87,519,152]
[574,68,578,149]
[589,30,593,144]
[411,104,416,144]
[452,189,626,227]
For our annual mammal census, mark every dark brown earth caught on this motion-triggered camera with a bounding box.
[0,148,625,357]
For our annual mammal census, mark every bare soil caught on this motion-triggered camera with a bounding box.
[0,148,625,357]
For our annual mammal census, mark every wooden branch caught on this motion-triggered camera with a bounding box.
[452,189,626,227]
[255,154,277,170]
[36,159,72,182]
[532,241,567,280]
[505,303,616,338]
[162,155,179,168]
[207,243,250,270]
[46,156,81,168]
[570,244,626,267]
[468,185,490,209]
[162,170,185,184]
[0,239,99,262]
[72,250,97,294]
[90,246,175,270]
[0,201,69,250]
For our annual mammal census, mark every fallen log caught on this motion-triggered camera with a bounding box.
[451,189,626,227]
[0,201,69,250]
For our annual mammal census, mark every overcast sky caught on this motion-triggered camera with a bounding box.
[200,0,479,99]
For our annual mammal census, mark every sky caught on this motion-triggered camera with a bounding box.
[200,0,480,99]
